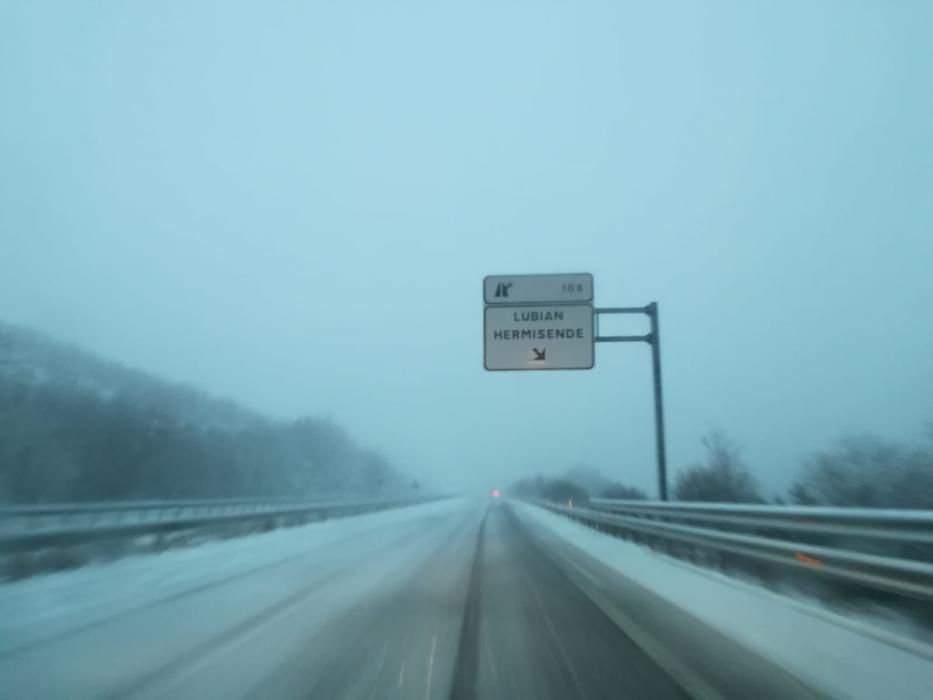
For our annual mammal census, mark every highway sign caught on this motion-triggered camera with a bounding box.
[484,304,594,371]
[484,273,593,305]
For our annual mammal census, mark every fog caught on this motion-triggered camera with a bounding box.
[2,2,931,497]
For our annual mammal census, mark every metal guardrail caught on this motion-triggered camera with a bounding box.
[0,498,308,518]
[536,498,933,601]
[0,496,438,553]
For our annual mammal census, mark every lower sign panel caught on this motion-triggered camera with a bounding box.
[484,304,594,371]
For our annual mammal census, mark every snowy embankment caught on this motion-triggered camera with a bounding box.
[512,500,933,700]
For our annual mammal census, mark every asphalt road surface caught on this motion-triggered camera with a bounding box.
[0,498,828,699]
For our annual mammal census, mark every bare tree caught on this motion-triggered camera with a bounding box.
[789,432,933,509]
[673,430,762,503]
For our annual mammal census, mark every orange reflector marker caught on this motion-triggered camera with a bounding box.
[794,552,824,567]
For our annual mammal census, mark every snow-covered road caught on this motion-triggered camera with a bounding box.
[1,498,930,699]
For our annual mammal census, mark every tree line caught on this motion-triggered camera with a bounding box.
[673,428,933,508]
[509,470,647,505]
[511,426,933,509]
[0,322,408,503]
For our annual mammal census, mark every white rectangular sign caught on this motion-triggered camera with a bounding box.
[484,304,594,371]
[484,273,593,305]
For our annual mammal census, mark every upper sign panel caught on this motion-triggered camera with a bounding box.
[484,273,593,305]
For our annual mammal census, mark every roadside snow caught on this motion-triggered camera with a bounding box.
[0,497,462,656]
[513,501,933,700]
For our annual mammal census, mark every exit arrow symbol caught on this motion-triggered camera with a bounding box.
[532,348,546,361]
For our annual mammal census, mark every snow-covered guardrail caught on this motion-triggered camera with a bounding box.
[536,498,933,601]
[0,496,438,553]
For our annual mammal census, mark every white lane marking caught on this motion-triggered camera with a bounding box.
[522,568,587,699]
[425,634,437,699]
[398,659,405,688]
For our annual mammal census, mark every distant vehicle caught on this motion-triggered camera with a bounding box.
[492,488,500,498]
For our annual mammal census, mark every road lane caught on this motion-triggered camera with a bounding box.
[463,501,691,700]
[235,499,695,699]
[511,501,834,700]
[247,499,482,700]
[0,498,836,699]
[0,499,480,699]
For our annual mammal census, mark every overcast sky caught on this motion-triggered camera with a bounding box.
[2,1,931,496]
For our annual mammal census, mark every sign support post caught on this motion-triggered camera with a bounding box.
[594,303,668,501]
[482,273,669,501]
[647,302,668,502]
